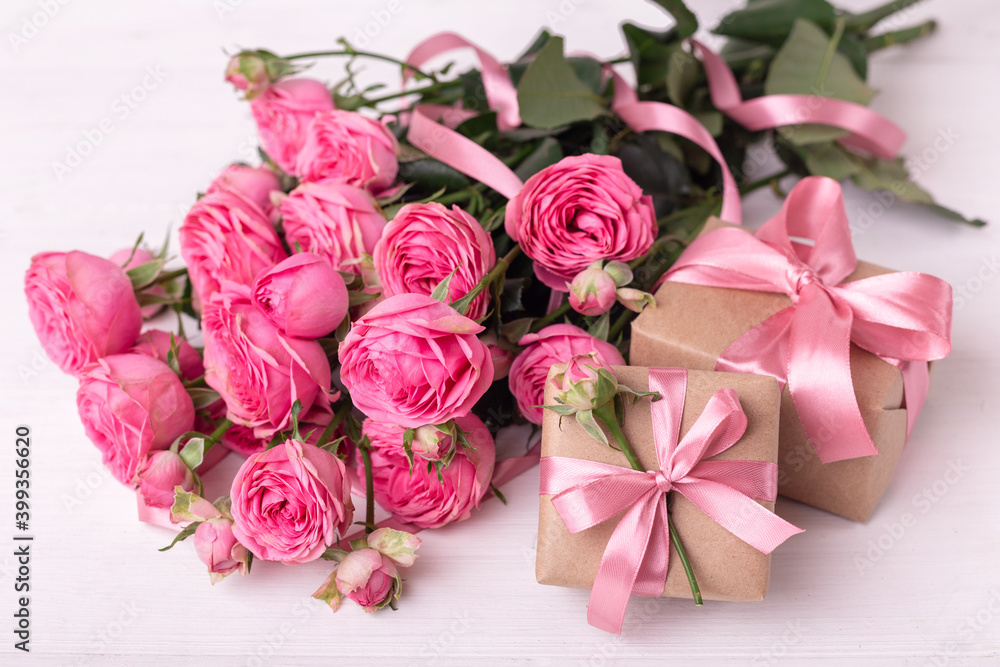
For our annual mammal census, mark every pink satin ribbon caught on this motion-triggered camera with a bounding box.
[692,41,905,160]
[664,176,952,462]
[540,368,802,634]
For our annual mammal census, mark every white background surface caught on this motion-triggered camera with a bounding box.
[1,0,998,665]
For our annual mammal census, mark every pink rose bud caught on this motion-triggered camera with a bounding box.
[224,52,270,99]
[339,294,494,428]
[281,180,387,275]
[335,548,398,612]
[508,324,625,425]
[250,78,334,174]
[568,263,618,316]
[363,419,460,463]
[25,251,143,376]
[206,164,281,216]
[550,353,618,412]
[230,439,354,564]
[76,354,195,484]
[109,247,167,319]
[373,202,497,321]
[295,110,399,193]
[194,516,249,584]
[616,287,656,313]
[130,329,204,381]
[505,154,656,289]
[179,190,287,306]
[252,253,349,339]
[135,450,196,508]
[202,282,332,437]
[364,414,495,529]
[367,527,421,567]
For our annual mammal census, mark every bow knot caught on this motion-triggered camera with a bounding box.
[786,262,823,303]
[540,368,803,634]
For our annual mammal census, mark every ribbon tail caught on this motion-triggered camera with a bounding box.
[898,360,931,438]
[675,479,803,554]
[587,491,662,635]
[716,306,795,390]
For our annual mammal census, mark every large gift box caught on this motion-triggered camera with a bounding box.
[536,365,801,633]
[630,178,953,522]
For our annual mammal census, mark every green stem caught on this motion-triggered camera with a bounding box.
[530,298,571,332]
[359,445,376,534]
[146,268,188,287]
[740,168,792,196]
[315,401,353,452]
[593,405,702,605]
[607,307,636,342]
[435,190,476,206]
[451,245,521,310]
[202,418,233,455]
[365,79,463,105]
[844,0,923,32]
[814,17,846,93]
[864,20,937,52]
[284,49,435,80]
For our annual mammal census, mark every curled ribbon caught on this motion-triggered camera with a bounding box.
[540,368,802,634]
[664,176,952,462]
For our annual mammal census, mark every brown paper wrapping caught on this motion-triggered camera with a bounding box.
[536,366,781,602]
[630,217,912,522]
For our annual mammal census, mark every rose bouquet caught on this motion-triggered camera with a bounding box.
[24,0,977,615]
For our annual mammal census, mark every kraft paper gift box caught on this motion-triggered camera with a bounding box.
[536,366,786,604]
[630,215,948,523]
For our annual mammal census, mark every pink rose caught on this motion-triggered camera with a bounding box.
[220,424,268,458]
[76,354,195,484]
[281,180,387,274]
[108,247,166,319]
[206,164,281,216]
[194,516,250,584]
[252,253,349,339]
[250,78,334,173]
[364,413,496,529]
[373,203,496,320]
[313,527,420,613]
[135,450,196,508]
[179,190,287,305]
[504,154,656,289]
[507,324,625,424]
[230,438,354,564]
[295,110,399,192]
[130,329,204,381]
[25,251,142,376]
[202,282,332,437]
[339,294,493,428]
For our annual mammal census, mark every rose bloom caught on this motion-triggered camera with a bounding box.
[130,329,204,381]
[508,324,626,424]
[364,413,496,529]
[281,180,387,275]
[373,203,496,320]
[250,78,334,173]
[230,438,354,564]
[202,281,332,438]
[179,189,287,305]
[334,549,397,612]
[135,450,196,508]
[295,109,399,192]
[206,164,281,216]
[108,247,166,319]
[338,294,493,428]
[252,253,349,339]
[194,516,250,584]
[76,354,195,484]
[504,154,656,289]
[25,251,142,376]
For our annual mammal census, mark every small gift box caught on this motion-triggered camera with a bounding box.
[630,177,953,522]
[536,365,801,634]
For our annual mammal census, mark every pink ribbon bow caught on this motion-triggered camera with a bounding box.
[540,368,802,634]
[664,176,953,462]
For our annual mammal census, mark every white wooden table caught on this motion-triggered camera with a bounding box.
[1,0,997,664]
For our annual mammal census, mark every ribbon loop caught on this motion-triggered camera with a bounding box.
[541,368,802,634]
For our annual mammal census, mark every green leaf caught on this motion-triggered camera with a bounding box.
[621,23,677,87]
[666,48,702,107]
[517,36,606,130]
[837,33,868,79]
[575,410,609,446]
[514,137,564,181]
[797,142,860,180]
[588,311,611,341]
[158,523,199,552]
[714,0,836,46]
[188,388,222,411]
[567,57,605,94]
[320,547,349,563]
[397,159,471,191]
[430,267,458,303]
[126,259,167,290]
[765,18,875,145]
[646,0,698,38]
[179,438,206,470]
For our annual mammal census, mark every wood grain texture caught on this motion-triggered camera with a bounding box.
[0,0,997,664]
